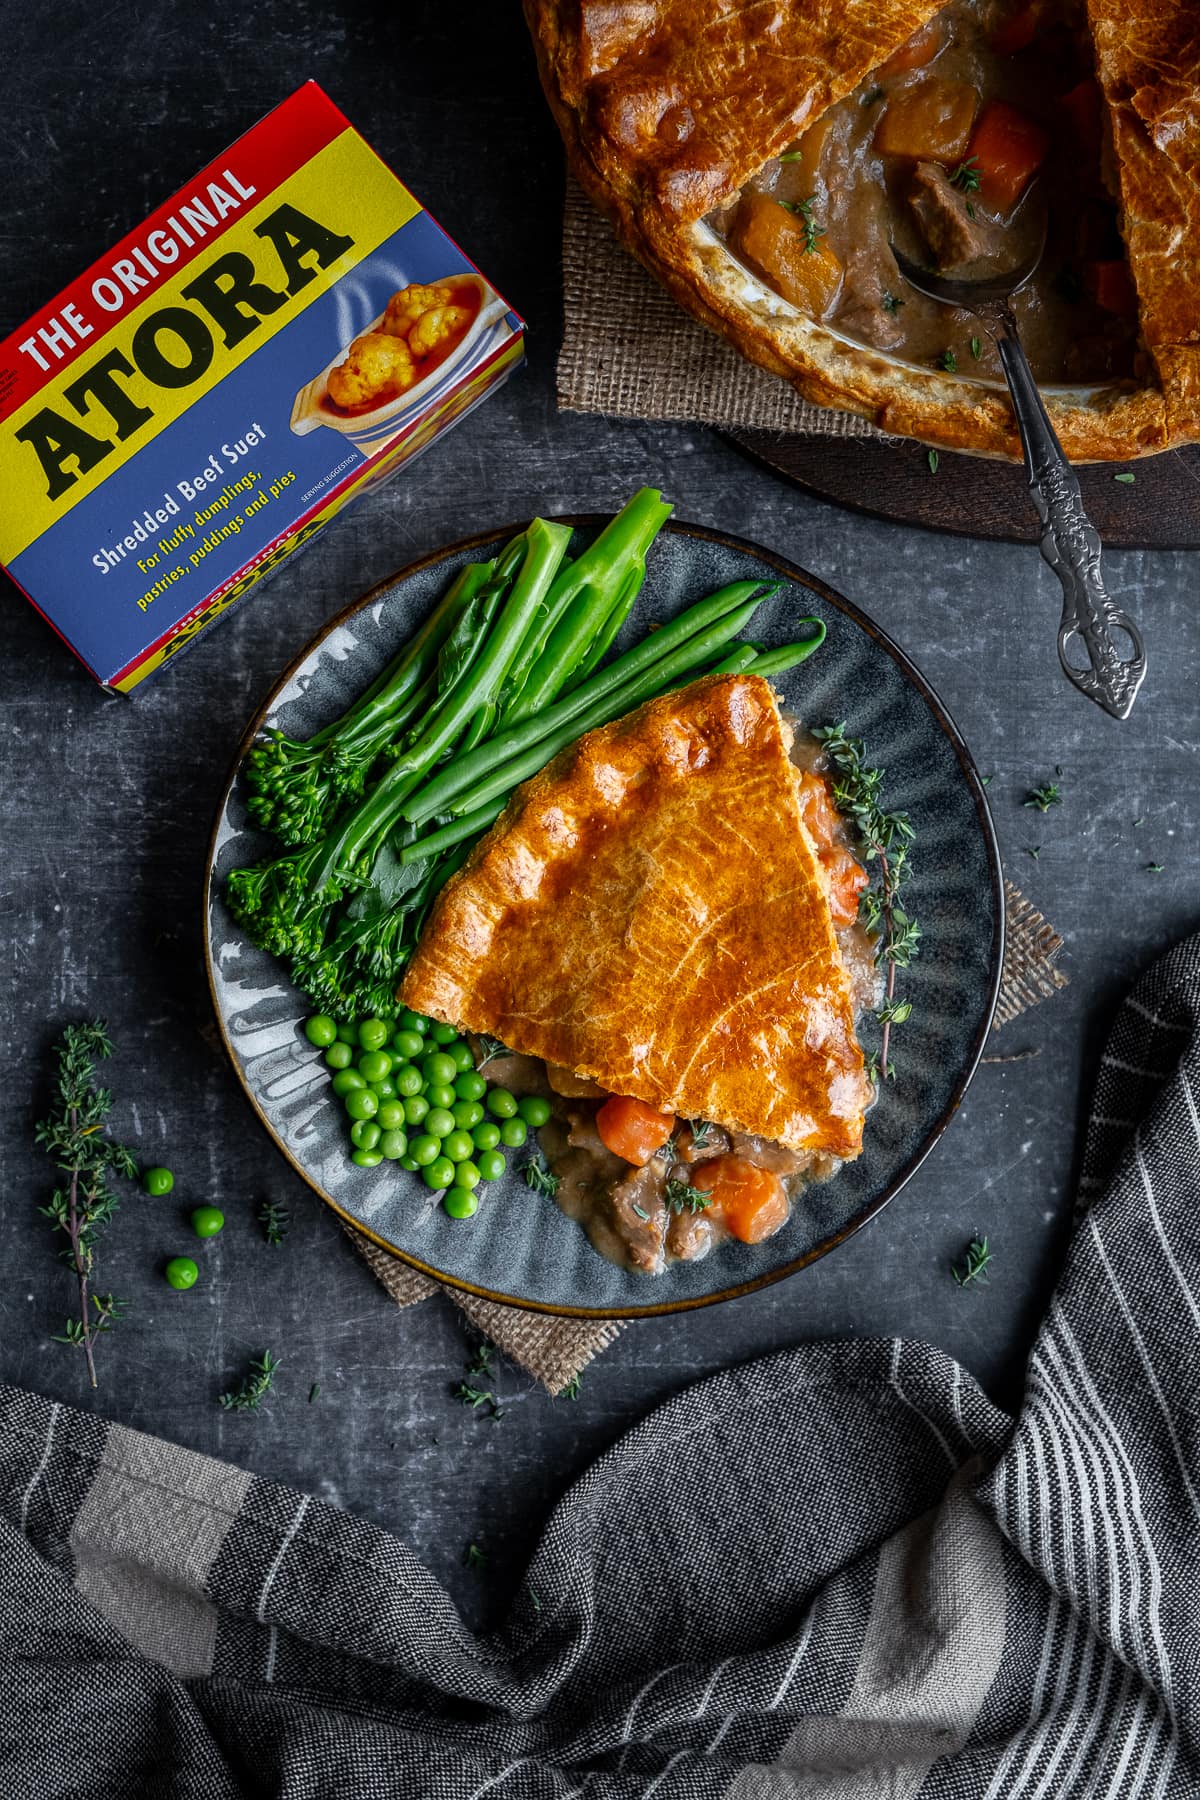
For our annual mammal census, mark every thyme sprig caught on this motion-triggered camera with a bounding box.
[1023,782,1061,812]
[258,1198,289,1246]
[665,1178,713,1215]
[952,1235,992,1288]
[475,1035,508,1067]
[522,1157,560,1198]
[36,1021,138,1389]
[949,156,981,193]
[778,195,825,253]
[454,1341,506,1421]
[812,726,919,1081]
[219,1350,280,1411]
[687,1119,719,1153]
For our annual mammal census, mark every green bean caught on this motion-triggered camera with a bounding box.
[399,801,504,865]
[404,581,770,826]
[740,624,827,675]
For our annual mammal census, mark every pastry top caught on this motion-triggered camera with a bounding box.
[400,673,871,1157]
[526,0,1200,461]
[541,0,942,223]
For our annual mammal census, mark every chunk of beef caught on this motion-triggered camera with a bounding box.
[834,243,907,349]
[608,1164,668,1273]
[908,160,990,268]
[728,1131,815,1178]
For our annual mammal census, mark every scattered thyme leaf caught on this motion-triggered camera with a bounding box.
[475,1035,508,1066]
[308,1382,320,1403]
[952,1235,992,1288]
[778,147,804,162]
[939,349,958,374]
[465,1341,496,1383]
[455,1344,506,1421]
[1147,862,1165,873]
[522,1158,560,1198]
[862,85,885,105]
[36,1020,138,1390]
[881,290,905,314]
[630,1202,650,1221]
[970,336,983,360]
[526,1583,542,1614]
[559,1374,582,1401]
[966,200,977,218]
[927,448,939,474]
[219,1350,279,1413]
[1133,817,1145,827]
[687,1119,718,1152]
[463,1542,486,1571]
[454,1382,495,1411]
[1114,472,1136,484]
[1026,845,1041,860]
[1023,782,1062,812]
[949,156,981,193]
[980,774,994,787]
[664,1179,713,1215]
[257,1198,289,1246]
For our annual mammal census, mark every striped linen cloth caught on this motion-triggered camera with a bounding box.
[1,935,1197,1798]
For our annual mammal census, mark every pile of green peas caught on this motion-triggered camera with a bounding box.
[303,1010,551,1219]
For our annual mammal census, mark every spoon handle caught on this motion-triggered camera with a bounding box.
[995,318,1146,720]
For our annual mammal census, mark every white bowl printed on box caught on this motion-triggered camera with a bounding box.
[290,272,511,448]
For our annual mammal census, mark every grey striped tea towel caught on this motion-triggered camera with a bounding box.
[1,931,1196,1798]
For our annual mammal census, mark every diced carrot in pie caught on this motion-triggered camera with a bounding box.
[991,0,1044,56]
[734,191,842,316]
[796,771,868,927]
[693,1156,790,1244]
[1086,259,1138,316]
[968,101,1049,213]
[1059,78,1102,161]
[878,18,943,77]
[873,79,979,164]
[595,1095,676,1166]
[780,113,833,193]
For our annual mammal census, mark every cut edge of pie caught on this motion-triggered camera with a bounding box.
[523,0,1200,463]
[399,672,872,1158]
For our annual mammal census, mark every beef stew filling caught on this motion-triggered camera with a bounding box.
[476,732,882,1275]
[710,0,1140,387]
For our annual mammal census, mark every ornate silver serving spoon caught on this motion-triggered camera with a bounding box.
[891,232,1146,720]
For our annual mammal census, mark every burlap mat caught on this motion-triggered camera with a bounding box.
[558,175,891,436]
[345,879,1065,1389]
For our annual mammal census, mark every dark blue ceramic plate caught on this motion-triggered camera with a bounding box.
[205,520,1003,1316]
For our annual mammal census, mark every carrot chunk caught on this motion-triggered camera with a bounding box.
[968,101,1049,214]
[1059,78,1102,162]
[733,191,843,317]
[991,0,1044,56]
[873,79,979,163]
[1085,259,1138,317]
[693,1156,790,1244]
[595,1095,676,1166]
[796,771,868,927]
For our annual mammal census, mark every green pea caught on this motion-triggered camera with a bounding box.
[395,1065,423,1098]
[452,1099,484,1131]
[518,1095,552,1128]
[424,1107,456,1140]
[331,1068,366,1096]
[423,1157,455,1190]
[402,1094,430,1127]
[374,1077,397,1101]
[358,1018,389,1052]
[399,1009,429,1034]
[425,1083,455,1110]
[164,1256,198,1290]
[499,1117,528,1148]
[358,1049,392,1084]
[476,1149,506,1182]
[410,1133,441,1167]
[377,1099,406,1131]
[350,1119,381,1151]
[486,1087,518,1119]
[379,1129,408,1161]
[443,1187,479,1218]
[336,1021,359,1044]
[143,1166,174,1197]
[392,1029,425,1060]
[304,1014,337,1047]
[453,1159,482,1189]
[430,1022,459,1045]
[190,1205,225,1238]
[400,1155,419,1171]
[422,1051,458,1088]
[325,1041,353,1070]
[454,1070,486,1102]
[448,1039,474,1072]
[344,1089,379,1122]
[352,1148,384,1168]
[472,1121,501,1152]
[443,1129,474,1163]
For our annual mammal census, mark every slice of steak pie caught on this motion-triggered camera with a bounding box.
[400,673,872,1158]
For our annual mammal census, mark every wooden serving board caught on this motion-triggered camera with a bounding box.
[727,430,1200,549]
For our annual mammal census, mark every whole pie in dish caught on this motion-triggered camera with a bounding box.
[401,673,878,1274]
[524,0,1200,461]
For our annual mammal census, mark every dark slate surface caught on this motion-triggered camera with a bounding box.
[1,0,1196,1627]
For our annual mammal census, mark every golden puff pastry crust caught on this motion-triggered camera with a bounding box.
[400,674,872,1157]
[524,0,1200,462]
